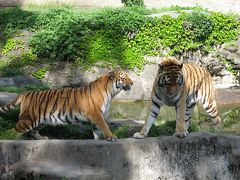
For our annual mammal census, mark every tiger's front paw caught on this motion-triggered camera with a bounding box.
[133,132,146,139]
[106,135,118,142]
[173,130,188,138]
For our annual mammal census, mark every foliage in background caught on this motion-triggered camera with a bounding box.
[121,0,145,7]
[1,6,239,72]
[222,108,240,128]
[148,120,199,137]
[0,84,49,93]
[0,109,23,140]
[32,67,49,80]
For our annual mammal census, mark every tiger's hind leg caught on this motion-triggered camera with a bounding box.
[203,99,222,128]
[27,130,49,140]
[16,117,48,140]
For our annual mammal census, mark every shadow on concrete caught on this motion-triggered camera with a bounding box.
[1,132,240,179]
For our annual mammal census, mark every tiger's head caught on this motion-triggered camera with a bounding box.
[109,69,133,91]
[157,57,184,96]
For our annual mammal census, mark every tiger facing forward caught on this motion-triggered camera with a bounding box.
[134,57,221,138]
[0,69,133,141]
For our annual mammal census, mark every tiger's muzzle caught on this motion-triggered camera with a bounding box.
[123,84,132,91]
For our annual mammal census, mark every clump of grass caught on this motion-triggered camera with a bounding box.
[0,84,49,93]
[222,108,240,128]
[0,129,23,140]
[0,109,24,140]
[113,125,130,139]
[148,120,199,137]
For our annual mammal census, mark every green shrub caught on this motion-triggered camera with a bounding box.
[32,67,48,80]
[148,120,199,137]
[0,7,36,39]
[0,85,49,93]
[1,7,240,71]
[183,11,214,42]
[29,7,150,69]
[121,0,145,7]
[30,8,82,61]
[131,10,240,56]
[0,109,22,140]
[0,66,24,77]
[113,125,130,139]
[222,108,240,128]
[206,12,240,48]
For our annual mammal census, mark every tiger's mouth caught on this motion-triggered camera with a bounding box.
[123,84,132,91]
[164,85,179,95]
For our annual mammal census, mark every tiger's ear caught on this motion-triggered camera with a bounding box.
[158,64,164,71]
[109,71,115,79]
[179,63,183,68]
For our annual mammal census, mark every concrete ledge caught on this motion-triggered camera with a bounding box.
[1,132,240,179]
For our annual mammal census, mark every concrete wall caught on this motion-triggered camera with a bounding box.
[145,0,240,14]
[1,0,240,14]
[1,132,240,179]
[0,0,123,8]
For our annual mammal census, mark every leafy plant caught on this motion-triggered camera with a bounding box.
[183,11,214,42]
[0,66,24,77]
[121,0,145,7]
[148,120,199,137]
[222,108,240,128]
[0,85,49,93]
[1,6,240,72]
[113,125,130,139]
[21,49,37,65]
[32,67,48,80]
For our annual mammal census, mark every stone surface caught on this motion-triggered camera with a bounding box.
[0,92,18,105]
[144,0,240,14]
[11,161,111,180]
[0,75,42,87]
[0,132,240,180]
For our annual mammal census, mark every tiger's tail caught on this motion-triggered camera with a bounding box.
[0,94,23,113]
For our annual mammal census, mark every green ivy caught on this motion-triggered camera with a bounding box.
[222,108,240,128]
[2,39,24,55]
[32,67,48,80]
[21,49,37,65]
[206,12,240,47]
[132,11,240,56]
[84,30,144,69]
[121,0,145,7]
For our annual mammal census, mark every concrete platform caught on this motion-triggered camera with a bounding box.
[0,132,240,180]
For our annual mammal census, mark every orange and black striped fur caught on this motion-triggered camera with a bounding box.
[134,57,221,138]
[0,70,133,141]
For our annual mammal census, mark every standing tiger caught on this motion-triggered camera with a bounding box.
[134,57,221,138]
[0,69,133,141]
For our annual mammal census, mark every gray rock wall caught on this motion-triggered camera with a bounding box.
[0,132,240,179]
